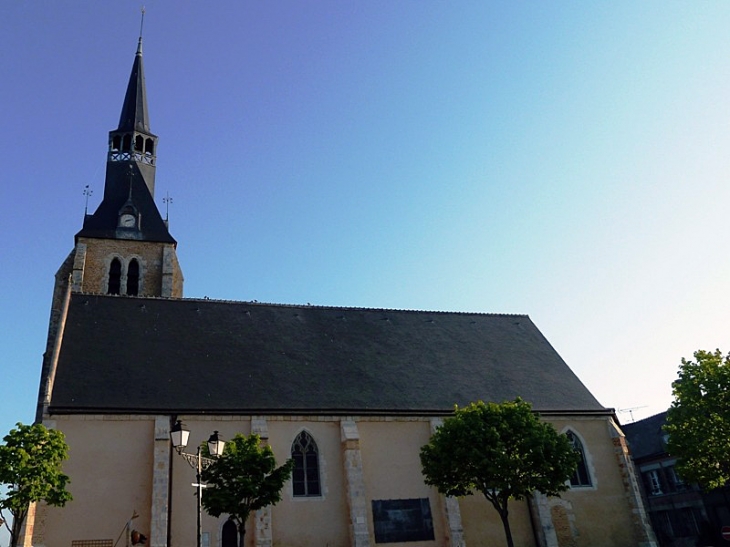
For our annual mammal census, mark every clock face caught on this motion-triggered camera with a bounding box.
[120,214,136,228]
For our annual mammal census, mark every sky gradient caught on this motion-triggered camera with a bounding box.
[3,4,730,525]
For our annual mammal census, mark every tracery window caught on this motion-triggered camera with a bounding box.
[566,430,592,487]
[108,258,122,295]
[291,431,321,497]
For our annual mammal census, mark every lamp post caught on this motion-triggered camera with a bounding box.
[170,420,225,547]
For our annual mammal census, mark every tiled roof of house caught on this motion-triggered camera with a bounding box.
[48,294,606,416]
[623,411,668,461]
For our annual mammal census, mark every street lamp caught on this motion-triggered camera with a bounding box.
[170,420,225,547]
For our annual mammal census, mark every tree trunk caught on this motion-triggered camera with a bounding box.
[238,522,246,547]
[499,508,514,547]
[11,510,26,547]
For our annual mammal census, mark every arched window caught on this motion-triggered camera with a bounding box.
[134,135,144,152]
[108,258,121,295]
[111,135,121,151]
[122,134,132,151]
[566,430,592,487]
[221,519,237,547]
[291,431,321,497]
[127,259,139,296]
[145,138,154,155]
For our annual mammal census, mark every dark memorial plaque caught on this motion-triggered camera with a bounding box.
[372,498,435,543]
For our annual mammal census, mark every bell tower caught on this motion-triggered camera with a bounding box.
[56,34,183,301]
[36,33,184,423]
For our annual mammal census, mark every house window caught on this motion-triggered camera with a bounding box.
[666,465,685,492]
[566,430,592,487]
[108,258,122,295]
[127,259,139,296]
[372,498,435,543]
[643,469,665,496]
[291,431,321,497]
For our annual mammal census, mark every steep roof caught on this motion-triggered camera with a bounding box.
[75,162,175,244]
[118,38,151,133]
[48,294,605,416]
[623,411,669,461]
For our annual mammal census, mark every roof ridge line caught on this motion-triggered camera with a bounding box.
[71,292,529,317]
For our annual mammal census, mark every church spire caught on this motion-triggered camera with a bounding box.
[78,29,174,246]
[107,17,158,199]
[117,36,150,133]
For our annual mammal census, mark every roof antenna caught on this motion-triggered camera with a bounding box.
[83,185,93,215]
[137,6,145,54]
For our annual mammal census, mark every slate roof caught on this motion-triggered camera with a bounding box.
[119,38,151,133]
[76,162,176,244]
[623,411,669,461]
[48,294,606,416]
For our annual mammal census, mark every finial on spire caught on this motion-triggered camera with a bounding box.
[163,192,173,222]
[128,165,135,200]
[83,185,93,215]
[137,7,145,54]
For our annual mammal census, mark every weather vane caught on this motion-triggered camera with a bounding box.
[163,192,173,221]
[83,185,93,215]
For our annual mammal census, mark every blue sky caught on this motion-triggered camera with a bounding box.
[2,3,730,530]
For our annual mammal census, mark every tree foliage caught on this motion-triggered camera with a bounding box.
[665,349,730,490]
[201,433,293,547]
[0,422,72,547]
[420,399,579,547]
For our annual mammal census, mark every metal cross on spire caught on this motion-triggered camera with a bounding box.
[83,185,93,215]
[140,7,146,40]
[163,192,173,221]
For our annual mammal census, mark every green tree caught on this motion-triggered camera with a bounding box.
[665,349,730,490]
[420,399,579,547]
[201,433,293,547]
[0,423,72,547]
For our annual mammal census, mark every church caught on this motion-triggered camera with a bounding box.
[24,36,657,547]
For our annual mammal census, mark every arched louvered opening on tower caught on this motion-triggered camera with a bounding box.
[122,134,132,152]
[291,431,321,497]
[127,259,139,296]
[108,258,122,295]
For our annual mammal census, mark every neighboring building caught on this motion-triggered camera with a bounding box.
[624,412,730,547]
[23,37,658,547]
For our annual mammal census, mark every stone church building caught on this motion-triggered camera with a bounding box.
[24,38,657,547]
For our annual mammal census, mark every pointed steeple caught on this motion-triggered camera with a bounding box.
[118,37,151,133]
[78,35,174,246]
[107,30,159,199]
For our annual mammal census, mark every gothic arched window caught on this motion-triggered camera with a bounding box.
[127,259,139,296]
[108,258,122,295]
[566,430,592,487]
[291,431,321,497]
[221,519,237,547]
[122,134,132,151]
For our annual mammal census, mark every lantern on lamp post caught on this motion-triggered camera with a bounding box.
[170,420,225,547]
